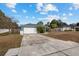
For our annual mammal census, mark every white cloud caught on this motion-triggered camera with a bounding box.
[23,9,27,13]
[62,17,67,20]
[38,15,60,23]
[37,15,60,24]
[47,15,60,22]
[5,3,17,13]
[44,4,59,12]
[25,16,28,19]
[69,13,73,16]
[12,9,16,13]
[73,3,79,9]
[32,16,35,19]
[63,13,73,16]
[38,17,48,20]
[36,3,59,15]
[40,12,47,15]
[69,3,79,11]
[5,3,16,9]
[36,3,43,12]
[63,13,66,16]
[69,7,73,10]
[71,3,79,10]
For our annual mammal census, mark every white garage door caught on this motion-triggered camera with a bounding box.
[24,28,37,34]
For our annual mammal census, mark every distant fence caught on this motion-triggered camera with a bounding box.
[0,29,9,33]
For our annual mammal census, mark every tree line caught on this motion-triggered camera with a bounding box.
[0,10,19,33]
[37,19,79,33]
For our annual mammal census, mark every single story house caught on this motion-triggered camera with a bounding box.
[60,26,73,31]
[20,24,37,35]
[0,29,9,34]
[54,26,74,32]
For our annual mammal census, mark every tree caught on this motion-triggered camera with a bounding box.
[50,19,59,29]
[37,26,45,33]
[0,10,5,16]
[57,20,63,27]
[37,21,43,26]
[77,23,79,26]
[69,23,76,29]
[45,22,51,32]
[0,10,6,28]
[45,22,50,27]
[0,10,11,29]
[0,10,19,33]
[63,22,68,26]
[36,21,45,33]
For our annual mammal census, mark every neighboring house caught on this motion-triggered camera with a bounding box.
[0,29,9,33]
[74,26,79,31]
[54,26,74,32]
[20,24,37,35]
[45,25,51,32]
[60,26,73,31]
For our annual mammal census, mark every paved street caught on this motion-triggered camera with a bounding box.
[5,34,79,56]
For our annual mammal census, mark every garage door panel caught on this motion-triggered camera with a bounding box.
[24,28,37,34]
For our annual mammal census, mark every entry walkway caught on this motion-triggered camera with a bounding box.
[5,34,79,56]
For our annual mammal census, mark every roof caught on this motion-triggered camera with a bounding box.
[21,24,37,28]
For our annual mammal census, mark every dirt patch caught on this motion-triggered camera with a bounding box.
[43,32,79,43]
[0,34,22,56]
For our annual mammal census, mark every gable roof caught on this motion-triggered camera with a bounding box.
[21,24,37,28]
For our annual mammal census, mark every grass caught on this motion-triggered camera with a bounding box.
[0,33,22,56]
[0,32,9,36]
[43,31,79,43]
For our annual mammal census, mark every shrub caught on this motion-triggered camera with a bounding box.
[64,30,72,32]
[11,29,20,34]
[36,25,45,33]
[0,32,9,36]
[76,28,79,31]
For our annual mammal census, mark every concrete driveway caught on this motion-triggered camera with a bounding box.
[5,34,79,56]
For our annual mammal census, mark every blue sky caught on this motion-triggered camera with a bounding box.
[0,3,79,25]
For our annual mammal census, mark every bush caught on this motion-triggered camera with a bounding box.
[76,28,79,31]
[64,30,72,32]
[36,25,45,33]
[0,32,9,36]
[11,29,20,34]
